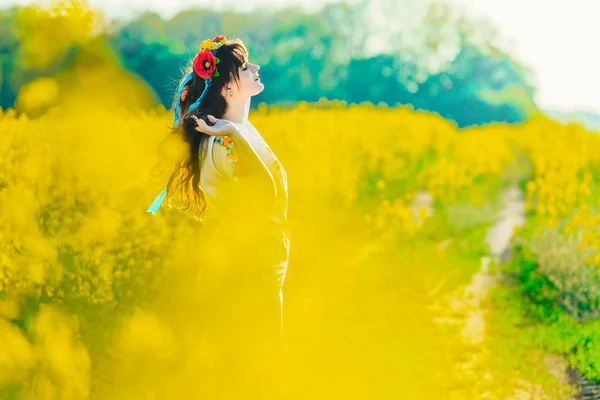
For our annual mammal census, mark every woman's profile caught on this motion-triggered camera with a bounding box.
[146,35,291,397]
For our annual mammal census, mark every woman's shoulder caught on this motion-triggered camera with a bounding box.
[212,119,252,147]
[209,135,239,178]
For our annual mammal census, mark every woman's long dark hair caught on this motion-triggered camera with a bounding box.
[155,37,249,221]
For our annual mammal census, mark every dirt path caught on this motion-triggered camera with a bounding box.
[427,187,575,399]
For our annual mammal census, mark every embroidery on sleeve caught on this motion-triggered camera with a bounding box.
[214,136,239,178]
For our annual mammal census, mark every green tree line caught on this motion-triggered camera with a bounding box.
[0,0,538,128]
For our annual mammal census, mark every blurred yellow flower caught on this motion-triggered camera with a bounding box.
[199,39,217,51]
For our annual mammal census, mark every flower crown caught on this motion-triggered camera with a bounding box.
[193,35,227,80]
[176,35,227,122]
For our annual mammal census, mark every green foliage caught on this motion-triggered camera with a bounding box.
[0,1,537,128]
[504,228,600,322]
[501,245,565,322]
[490,281,600,385]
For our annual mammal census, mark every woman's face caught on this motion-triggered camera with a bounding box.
[229,60,263,100]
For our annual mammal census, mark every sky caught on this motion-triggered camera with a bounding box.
[446,0,600,113]
[2,0,599,113]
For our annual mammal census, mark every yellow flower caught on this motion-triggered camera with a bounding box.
[526,181,536,193]
[536,203,546,215]
[417,207,429,219]
[199,39,216,51]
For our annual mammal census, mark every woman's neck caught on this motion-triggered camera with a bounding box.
[222,97,251,124]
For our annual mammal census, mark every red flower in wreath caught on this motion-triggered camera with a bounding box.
[194,50,217,79]
[213,35,225,42]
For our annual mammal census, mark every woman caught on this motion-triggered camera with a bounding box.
[147,35,291,397]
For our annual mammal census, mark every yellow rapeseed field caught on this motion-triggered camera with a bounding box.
[3,1,600,397]
[2,83,588,397]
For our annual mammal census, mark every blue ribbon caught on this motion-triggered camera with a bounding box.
[146,186,167,215]
[146,75,213,215]
[173,71,194,126]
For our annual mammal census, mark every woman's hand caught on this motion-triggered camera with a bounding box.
[191,115,238,137]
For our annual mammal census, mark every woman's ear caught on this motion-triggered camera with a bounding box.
[222,85,233,98]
